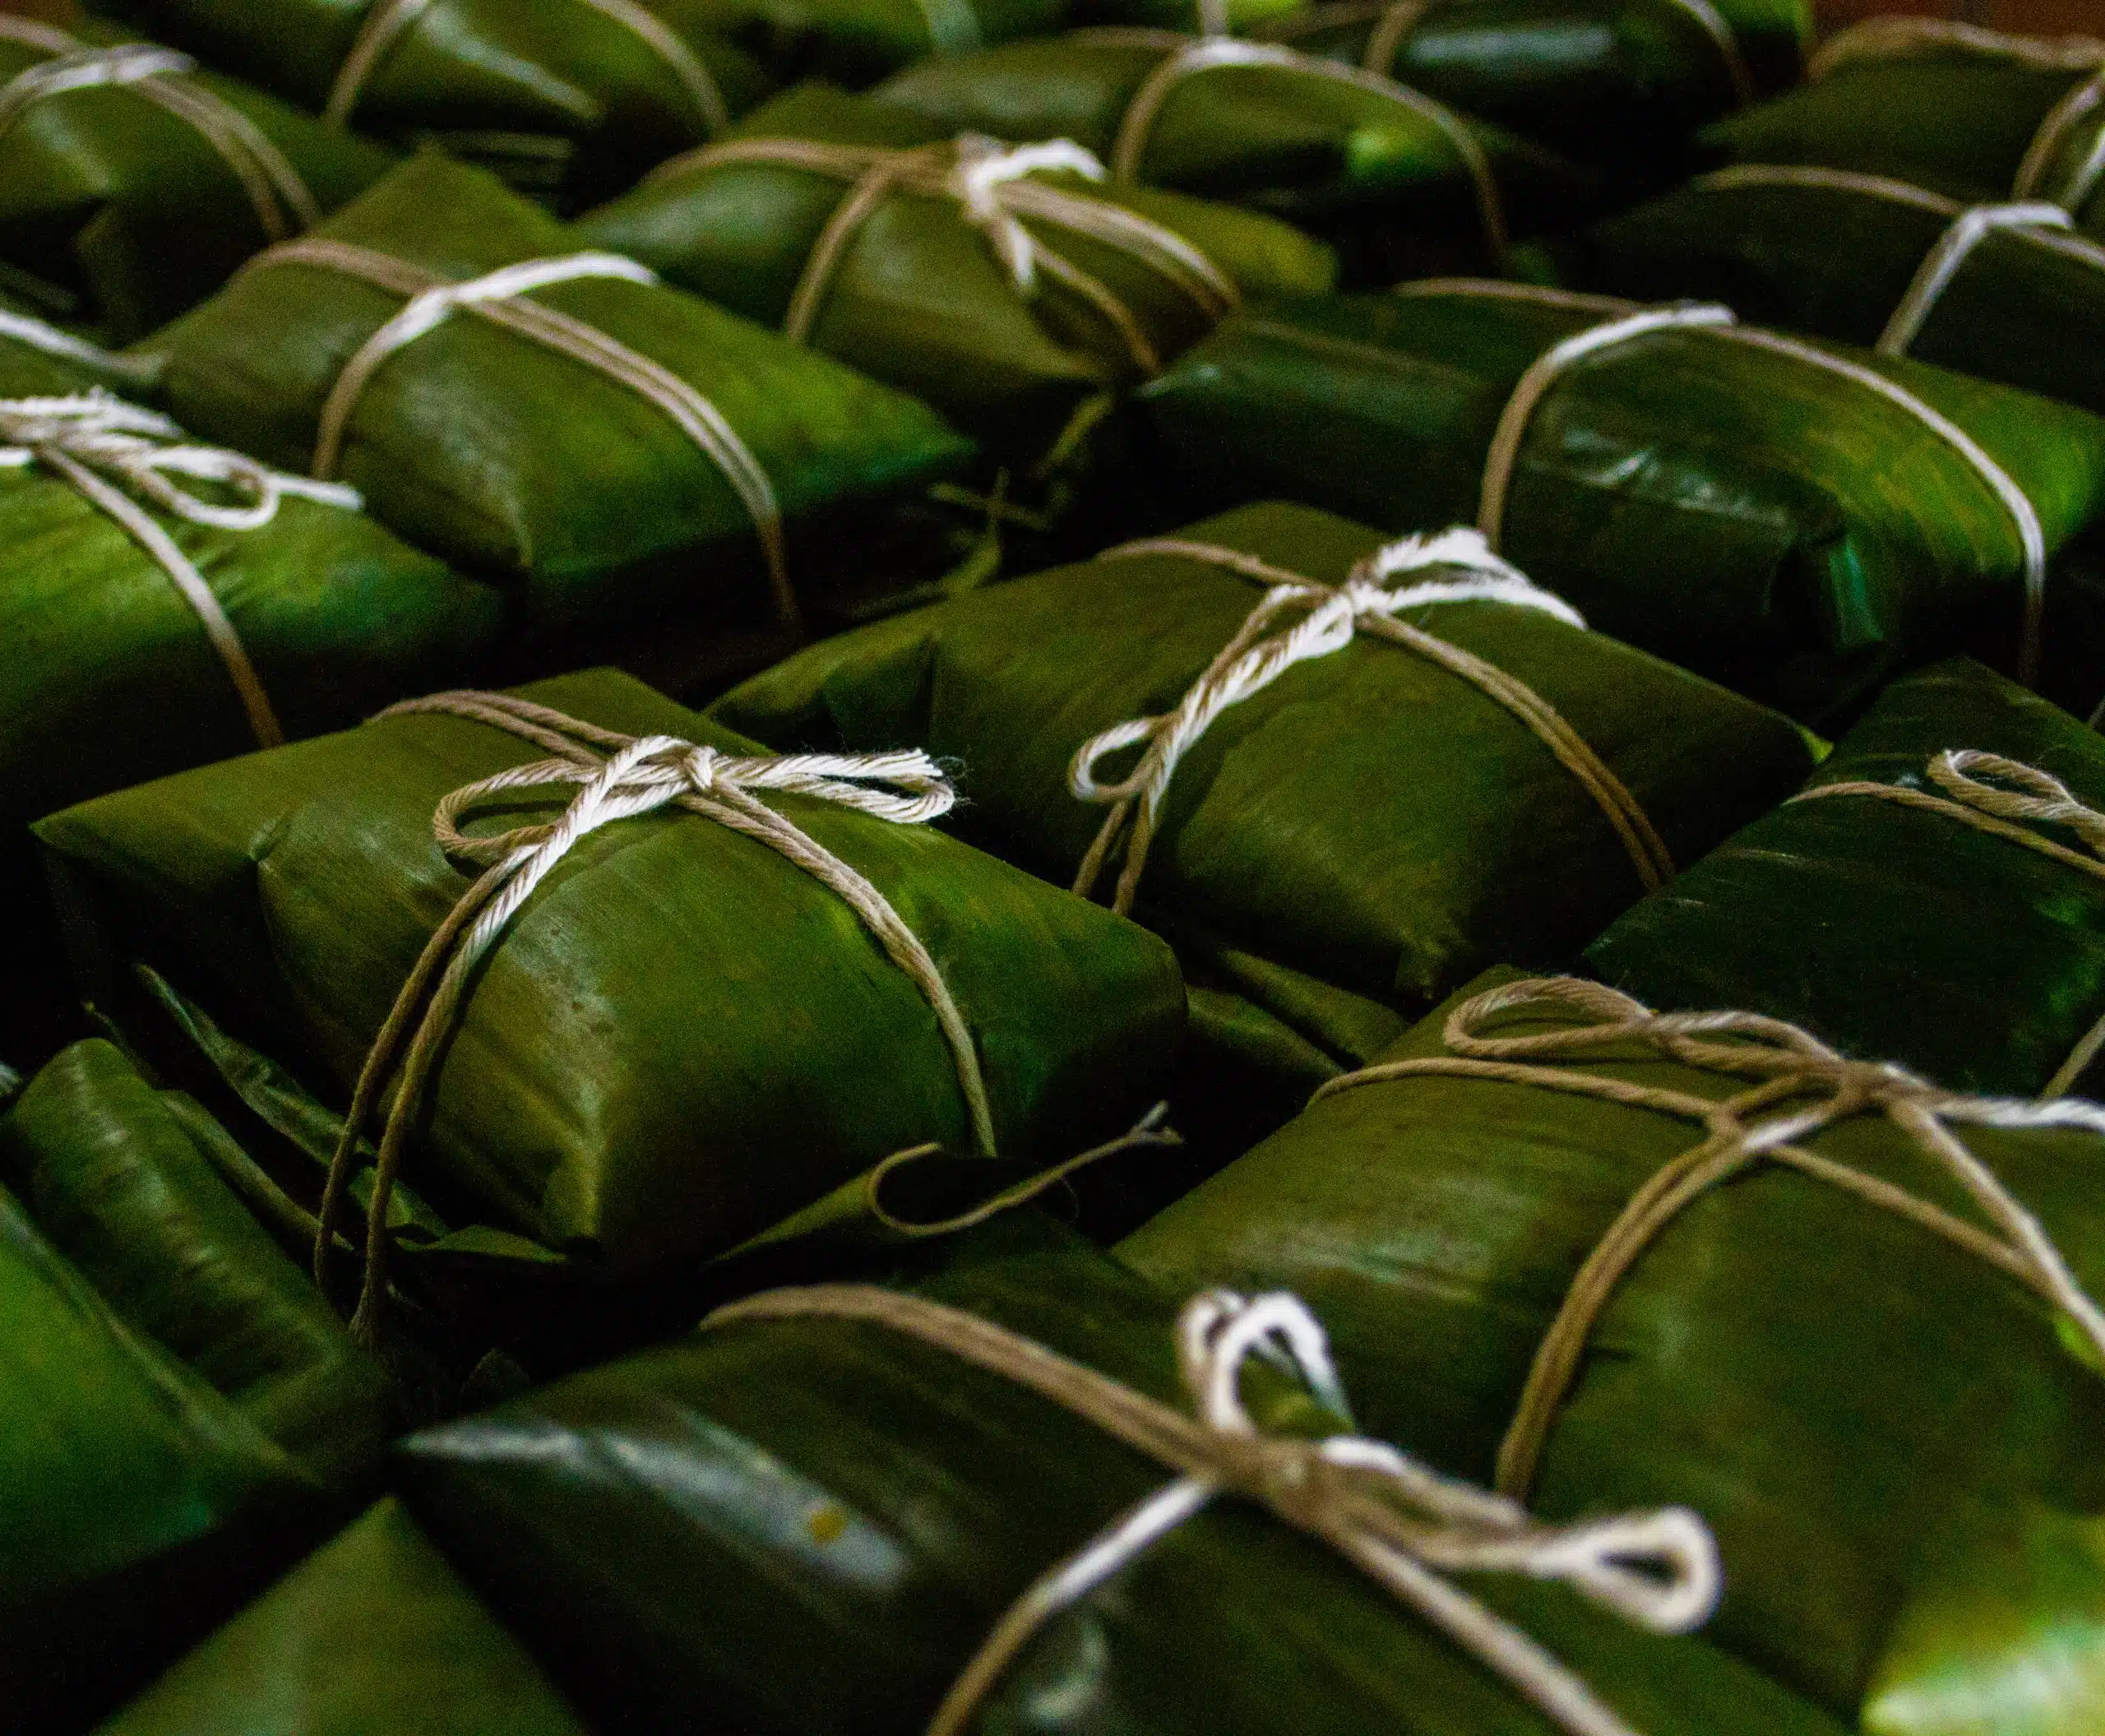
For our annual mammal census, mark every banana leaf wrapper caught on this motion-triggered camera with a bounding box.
[99,0,775,211]
[99,1498,593,1736]
[0,1173,331,1729]
[391,1213,1844,1735]
[0,1037,392,1490]
[1238,0,1808,172]
[141,150,978,659]
[33,666,1187,1285]
[871,31,1593,282]
[1585,656,2105,1100]
[1558,168,2105,422]
[681,0,1073,90]
[1699,30,2105,229]
[573,82,1338,459]
[714,502,1812,1103]
[1136,285,2105,727]
[1119,965,2105,1730]
[0,17,396,341]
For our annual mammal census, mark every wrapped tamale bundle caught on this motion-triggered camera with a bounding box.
[1700,16,2105,230]
[100,0,774,211]
[574,83,1337,461]
[1119,967,2105,1733]
[1556,164,2105,422]
[141,150,976,663]
[715,501,1814,1137]
[0,1039,392,1490]
[1586,657,2105,1102]
[391,1214,1844,1735]
[100,1498,592,1735]
[1136,280,2105,726]
[33,668,1184,1349]
[871,29,1590,280]
[0,15,394,343]
[1239,0,1808,171]
[0,1174,330,1729]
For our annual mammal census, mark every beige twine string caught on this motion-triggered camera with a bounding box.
[1793,748,2105,1098]
[1066,528,1672,917]
[1312,974,2105,1502]
[1409,278,2054,686]
[244,237,797,632]
[705,1283,1719,1736]
[1080,31,1508,262]
[325,0,728,135]
[0,21,319,241]
[648,133,1238,372]
[0,393,363,748]
[312,690,988,1342]
[0,303,160,388]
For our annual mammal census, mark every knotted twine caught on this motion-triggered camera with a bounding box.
[645,133,1238,374]
[1810,18,2105,222]
[243,238,796,631]
[315,691,1006,1341]
[706,1282,1720,1736]
[324,0,729,137]
[1312,974,2105,1502]
[0,392,362,748]
[1072,28,1507,262]
[1792,748,2105,1099]
[1401,277,2053,685]
[1066,526,1672,918]
[0,19,318,243]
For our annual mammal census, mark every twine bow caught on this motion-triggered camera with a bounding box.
[1068,527,1671,915]
[0,393,360,748]
[1793,749,2105,1095]
[1316,974,2105,1499]
[315,691,988,1342]
[710,1282,1719,1736]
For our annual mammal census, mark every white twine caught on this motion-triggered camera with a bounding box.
[0,25,319,241]
[1879,201,2074,354]
[1066,528,1672,917]
[1793,748,2105,1099]
[1316,974,2105,1500]
[650,133,1238,373]
[1412,278,2054,686]
[0,303,160,387]
[312,689,988,1342]
[246,238,796,632]
[707,1282,1719,1736]
[326,0,728,135]
[0,393,361,748]
[1098,34,1508,262]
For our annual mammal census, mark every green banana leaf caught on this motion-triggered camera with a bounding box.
[870,30,1593,282]
[573,82,1337,459]
[1699,21,2105,229]
[1135,284,2105,727]
[0,1173,331,1729]
[1239,0,1809,171]
[99,0,775,211]
[681,0,1074,90]
[1585,656,2105,1101]
[1557,166,2105,422]
[140,150,978,660]
[714,501,1811,1115]
[97,1498,594,1735]
[33,666,1186,1285]
[1119,964,2105,1732]
[0,1038,393,1490]
[391,1212,1846,1735]
[0,16,395,342]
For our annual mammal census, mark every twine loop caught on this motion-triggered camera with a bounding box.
[1315,974,2105,1500]
[1067,528,1669,916]
[710,1282,1719,1736]
[315,691,988,1342]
